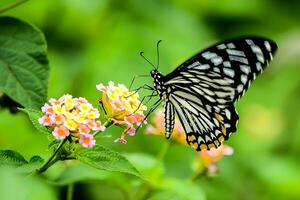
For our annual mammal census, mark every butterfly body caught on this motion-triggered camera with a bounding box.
[149,37,277,151]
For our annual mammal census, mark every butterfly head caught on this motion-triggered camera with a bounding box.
[150,69,164,81]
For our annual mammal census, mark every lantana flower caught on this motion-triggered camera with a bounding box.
[96,81,147,144]
[147,108,234,174]
[38,94,105,148]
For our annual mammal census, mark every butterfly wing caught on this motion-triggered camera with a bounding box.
[167,88,238,150]
[163,36,277,150]
[165,36,277,101]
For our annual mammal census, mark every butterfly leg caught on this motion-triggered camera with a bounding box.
[129,74,150,90]
[135,99,162,133]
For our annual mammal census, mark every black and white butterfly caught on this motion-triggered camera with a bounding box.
[141,36,277,151]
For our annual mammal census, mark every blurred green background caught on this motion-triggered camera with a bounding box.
[0,0,300,199]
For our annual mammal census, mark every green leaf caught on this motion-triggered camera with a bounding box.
[125,152,165,181]
[0,16,49,109]
[0,150,44,173]
[0,166,57,200]
[52,163,109,185]
[0,149,28,167]
[17,155,44,174]
[21,108,51,136]
[75,145,144,179]
[148,179,206,200]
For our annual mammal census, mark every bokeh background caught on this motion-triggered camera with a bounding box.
[0,0,300,199]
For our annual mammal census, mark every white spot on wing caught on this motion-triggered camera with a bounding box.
[256,62,262,72]
[202,51,217,59]
[194,64,210,70]
[223,61,231,67]
[229,56,249,64]
[217,44,226,50]
[213,67,220,73]
[226,49,246,57]
[264,41,271,52]
[237,84,244,93]
[227,43,235,48]
[225,109,231,119]
[223,67,235,77]
[241,74,248,84]
[212,57,223,66]
[240,65,251,74]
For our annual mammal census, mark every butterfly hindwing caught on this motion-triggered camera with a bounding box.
[168,90,238,150]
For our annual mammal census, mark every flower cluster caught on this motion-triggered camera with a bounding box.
[147,109,234,173]
[96,82,147,144]
[38,95,105,148]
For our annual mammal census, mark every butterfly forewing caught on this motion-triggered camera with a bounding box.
[165,37,277,101]
[152,36,277,151]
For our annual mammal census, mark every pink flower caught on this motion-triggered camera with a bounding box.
[114,138,127,144]
[38,115,53,126]
[85,119,105,131]
[79,134,96,148]
[52,125,70,140]
[39,95,105,148]
[78,124,91,134]
[50,114,65,125]
[41,103,54,115]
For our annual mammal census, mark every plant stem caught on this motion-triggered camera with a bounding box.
[0,0,29,14]
[93,118,113,137]
[36,139,67,174]
[67,183,74,200]
[156,141,170,162]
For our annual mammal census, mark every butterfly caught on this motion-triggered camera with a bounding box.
[142,36,277,151]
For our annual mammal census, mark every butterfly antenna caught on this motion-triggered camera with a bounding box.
[156,40,162,69]
[140,51,157,69]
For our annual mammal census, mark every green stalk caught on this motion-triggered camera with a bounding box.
[93,118,113,137]
[36,138,67,174]
[0,0,29,14]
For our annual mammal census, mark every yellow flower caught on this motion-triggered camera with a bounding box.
[64,119,78,131]
[53,104,64,114]
[96,82,147,143]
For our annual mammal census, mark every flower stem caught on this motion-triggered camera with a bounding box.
[93,118,113,137]
[36,138,67,174]
[0,0,29,14]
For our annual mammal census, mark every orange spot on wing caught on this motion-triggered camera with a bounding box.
[188,135,196,142]
[208,143,215,149]
[190,142,198,150]
[200,144,207,150]
[214,113,224,122]
[218,135,225,142]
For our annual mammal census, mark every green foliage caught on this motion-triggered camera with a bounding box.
[0,16,49,109]
[21,108,51,136]
[0,167,57,200]
[148,179,205,200]
[75,144,143,179]
[0,149,28,166]
[0,149,43,173]
[0,0,300,199]
[52,163,109,185]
